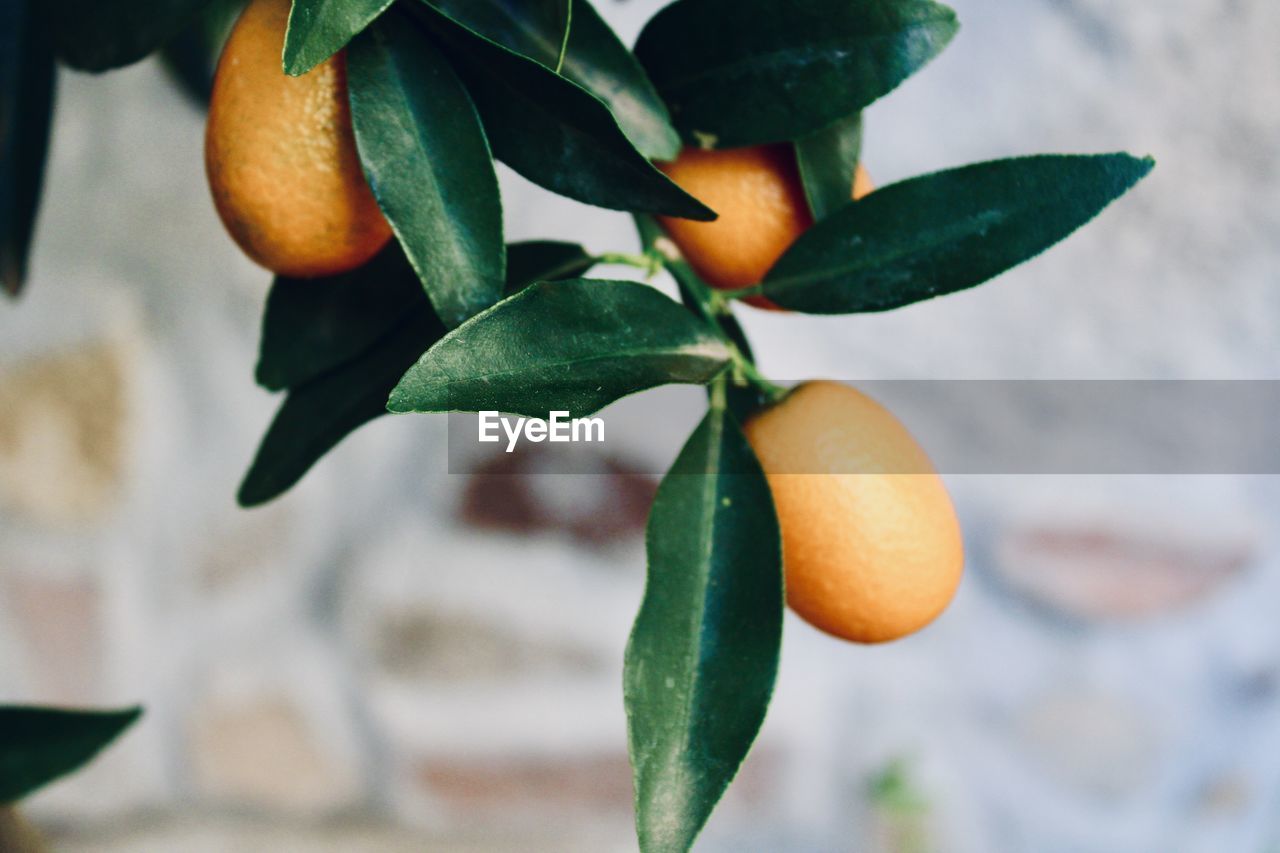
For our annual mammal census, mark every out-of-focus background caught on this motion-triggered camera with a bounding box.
[2,0,1278,850]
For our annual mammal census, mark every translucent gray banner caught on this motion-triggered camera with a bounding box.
[445,381,1280,475]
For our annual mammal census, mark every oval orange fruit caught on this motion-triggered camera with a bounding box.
[744,381,964,643]
[205,0,392,278]
[656,145,872,306]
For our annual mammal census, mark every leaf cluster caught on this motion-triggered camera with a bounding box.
[3,0,1154,848]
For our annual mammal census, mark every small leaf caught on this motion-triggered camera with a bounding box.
[0,706,142,803]
[625,405,783,853]
[795,113,863,221]
[422,0,679,160]
[49,0,215,71]
[256,244,426,391]
[763,153,1155,313]
[388,279,731,419]
[239,308,446,507]
[283,0,392,76]
[408,2,713,221]
[504,240,596,295]
[636,0,958,147]
[348,14,505,327]
[0,0,55,296]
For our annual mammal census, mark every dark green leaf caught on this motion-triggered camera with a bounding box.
[158,0,246,106]
[1,1,55,296]
[283,0,392,76]
[256,244,426,391]
[50,0,215,71]
[795,113,863,221]
[348,14,505,327]
[422,0,679,159]
[0,706,141,803]
[625,404,783,853]
[388,279,731,419]
[763,153,1155,313]
[408,2,713,221]
[239,308,446,506]
[636,0,958,147]
[504,240,596,295]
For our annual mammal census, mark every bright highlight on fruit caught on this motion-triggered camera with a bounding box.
[744,381,964,643]
[205,0,392,278]
[656,144,872,304]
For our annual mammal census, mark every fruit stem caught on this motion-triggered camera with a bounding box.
[597,251,663,279]
[731,351,787,403]
[730,283,765,300]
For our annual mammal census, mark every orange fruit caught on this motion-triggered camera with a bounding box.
[205,0,392,278]
[744,381,963,643]
[656,145,872,307]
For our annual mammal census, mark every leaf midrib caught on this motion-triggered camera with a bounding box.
[411,338,730,395]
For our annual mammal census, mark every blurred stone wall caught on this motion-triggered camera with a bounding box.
[1,0,1278,850]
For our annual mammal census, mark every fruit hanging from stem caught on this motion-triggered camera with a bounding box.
[205,0,392,278]
[656,144,872,308]
[744,381,964,643]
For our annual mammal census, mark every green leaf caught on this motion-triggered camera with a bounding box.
[763,153,1155,313]
[388,279,731,419]
[504,240,596,295]
[408,2,713,221]
[421,0,679,160]
[635,0,958,147]
[283,0,392,76]
[624,403,783,853]
[49,0,215,71]
[795,113,863,221]
[1,1,55,297]
[0,706,141,803]
[348,14,505,328]
[239,307,446,507]
[256,244,426,391]
[158,0,246,106]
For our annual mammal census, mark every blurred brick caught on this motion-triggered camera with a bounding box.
[414,753,634,816]
[0,341,130,526]
[373,610,603,683]
[459,446,655,549]
[1,569,104,704]
[189,694,362,816]
[992,518,1255,621]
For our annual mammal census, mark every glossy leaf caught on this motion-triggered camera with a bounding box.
[239,308,446,506]
[763,153,1155,313]
[49,0,215,71]
[408,2,713,221]
[283,0,392,75]
[0,1,55,296]
[625,405,783,853]
[422,0,679,160]
[504,240,596,295]
[256,245,426,391]
[388,279,731,419]
[636,0,958,147]
[348,15,505,328]
[795,113,863,221]
[0,706,141,803]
